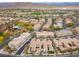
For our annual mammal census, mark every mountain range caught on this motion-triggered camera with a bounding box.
[0,2,79,9]
[33,2,79,6]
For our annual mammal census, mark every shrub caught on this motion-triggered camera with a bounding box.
[66,23,75,27]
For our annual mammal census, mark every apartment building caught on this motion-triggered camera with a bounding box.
[36,31,54,38]
[8,32,31,50]
[28,38,55,55]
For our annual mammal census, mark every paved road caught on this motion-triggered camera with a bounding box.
[22,54,79,57]
[0,53,79,57]
[0,54,15,57]
[15,38,31,55]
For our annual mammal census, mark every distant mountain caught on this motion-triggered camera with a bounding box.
[0,2,52,9]
[0,2,79,9]
[33,2,79,6]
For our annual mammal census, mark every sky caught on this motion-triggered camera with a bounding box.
[0,0,79,2]
[0,0,79,6]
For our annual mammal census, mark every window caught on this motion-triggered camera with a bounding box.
[36,46,39,48]
[36,44,39,48]
[68,43,72,47]
[71,42,75,46]
[62,43,66,48]
[47,45,49,51]
[41,44,43,49]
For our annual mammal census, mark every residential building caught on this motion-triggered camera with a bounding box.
[8,32,31,50]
